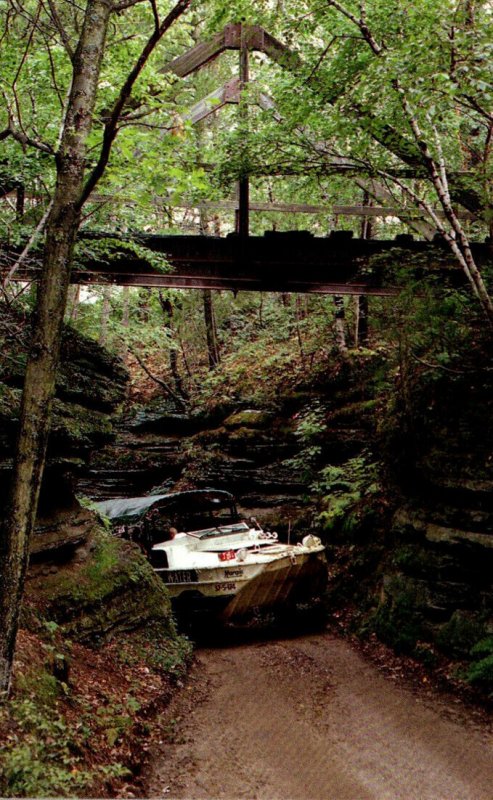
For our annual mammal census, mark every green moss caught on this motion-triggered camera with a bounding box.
[51,399,113,449]
[470,636,493,659]
[116,621,193,678]
[392,545,432,574]
[436,611,485,659]
[368,576,424,655]
[327,399,378,423]
[15,669,60,707]
[228,426,263,443]
[0,383,21,420]
[224,409,273,429]
[28,529,175,644]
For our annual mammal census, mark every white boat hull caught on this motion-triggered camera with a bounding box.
[156,547,327,619]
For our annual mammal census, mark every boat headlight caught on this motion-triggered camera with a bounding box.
[236,548,247,562]
[302,534,321,548]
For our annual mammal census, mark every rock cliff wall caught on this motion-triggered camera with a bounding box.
[0,304,128,555]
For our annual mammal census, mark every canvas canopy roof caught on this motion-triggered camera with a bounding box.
[94,489,236,526]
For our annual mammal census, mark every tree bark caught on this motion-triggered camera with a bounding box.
[198,208,221,370]
[158,292,188,400]
[67,286,81,322]
[203,289,220,369]
[15,185,25,220]
[0,0,112,696]
[99,287,111,346]
[355,193,371,347]
[333,295,348,354]
[0,0,192,696]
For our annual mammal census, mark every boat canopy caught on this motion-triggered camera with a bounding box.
[95,489,237,526]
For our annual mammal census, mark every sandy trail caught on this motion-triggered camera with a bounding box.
[146,632,493,800]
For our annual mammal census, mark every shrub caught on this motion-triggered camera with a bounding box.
[0,699,128,798]
[436,611,485,659]
[466,655,493,691]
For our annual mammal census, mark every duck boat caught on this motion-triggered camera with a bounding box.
[95,489,327,619]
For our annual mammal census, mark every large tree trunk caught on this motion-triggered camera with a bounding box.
[0,0,112,696]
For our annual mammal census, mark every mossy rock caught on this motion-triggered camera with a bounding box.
[49,398,113,454]
[368,574,426,654]
[26,529,175,644]
[31,506,95,555]
[224,409,275,429]
[326,399,378,426]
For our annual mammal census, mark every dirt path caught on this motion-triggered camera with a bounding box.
[145,632,493,799]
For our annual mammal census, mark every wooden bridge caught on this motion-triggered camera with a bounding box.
[4,230,485,296]
[1,23,491,297]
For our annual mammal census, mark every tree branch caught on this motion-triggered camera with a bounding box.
[79,0,191,207]
[0,124,55,155]
[325,0,383,55]
[149,0,160,32]
[377,163,493,322]
[112,0,149,13]
[44,0,75,60]
[130,348,187,410]
[4,200,53,286]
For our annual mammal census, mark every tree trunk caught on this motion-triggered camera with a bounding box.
[355,193,371,347]
[67,286,81,322]
[198,208,221,370]
[203,289,220,369]
[122,286,130,328]
[158,292,188,400]
[333,295,348,355]
[355,295,369,348]
[99,287,111,346]
[15,185,25,220]
[0,0,112,697]
[295,295,306,369]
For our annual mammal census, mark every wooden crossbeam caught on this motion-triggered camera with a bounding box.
[162,23,297,78]
[184,78,241,124]
[159,199,473,220]
[86,194,473,221]
[163,28,229,77]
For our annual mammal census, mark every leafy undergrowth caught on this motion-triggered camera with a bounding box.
[0,623,192,798]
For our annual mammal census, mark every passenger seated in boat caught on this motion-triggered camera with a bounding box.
[169,527,186,540]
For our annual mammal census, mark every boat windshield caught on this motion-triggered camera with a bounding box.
[189,521,251,540]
